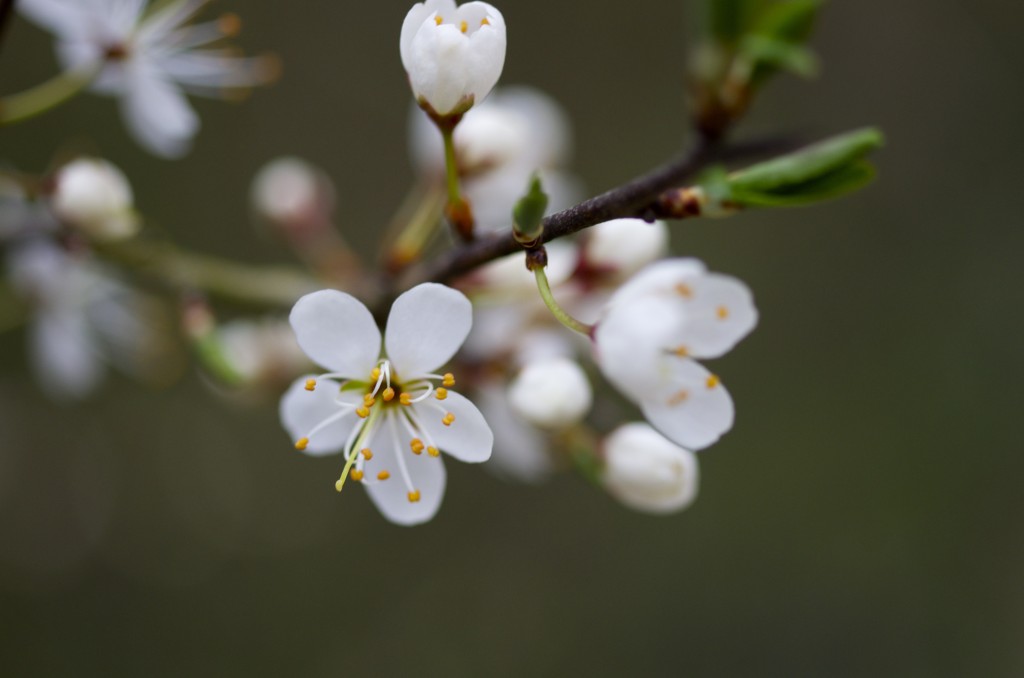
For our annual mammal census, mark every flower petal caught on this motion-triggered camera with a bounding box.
[476,382,552,483]
[385,283,471,377]
[121,59,199,158]
[362,414,447,526]
[639,359,735,450]
[672,273,758,359]
[594,295,684,401]
[289,290,381,378]
[279,375,360,456]
[413,391,493,463]
[400,0,457,69]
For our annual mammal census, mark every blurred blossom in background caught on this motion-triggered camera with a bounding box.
[0,0,1023,676]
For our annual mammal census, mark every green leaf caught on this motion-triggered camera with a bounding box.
[729,127,884,195]
[730,160,877,206]
[752,0,822,42]
[740,34,819,78]
[512,174,549,244]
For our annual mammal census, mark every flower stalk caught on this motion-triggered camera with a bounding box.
[532,262,592,337]
[0,66,98,124]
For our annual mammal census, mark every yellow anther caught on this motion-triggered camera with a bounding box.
[350,469,364,482]
[218,12,241,36]
[361,448,373,460]
[434,15,443,25]
[667,390,690,406]
[435,387,448,401]
[377,470,391,481]
[408,490,421,503]
[294,437,309,451]
[304,378,317,391]
[427,446,440,457]
[382,387,395,402]
[335,479,344,492]
[399,392,413,406]
[370,367,381,381]
[442,412,455,427]
[443,373,455,387]
[363,394,376,407]
[675,283,694,299]
[410,438,425,455]
[460,20,468,32]
[717,306,730,320]
[356,406,370,419]
[481,17,491,26]
[673,346,689,357]
[706,374,721,389]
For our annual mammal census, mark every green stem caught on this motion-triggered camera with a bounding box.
[441,127,462,207]
[0,66,99,124]
[534,266,593,336]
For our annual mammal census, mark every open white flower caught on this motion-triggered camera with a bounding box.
[602,423,699,514]
[279,283,493,526]
[593,259,757,450]
[400,0,506,117]
[52,158,138,240]
[19,0,273,158]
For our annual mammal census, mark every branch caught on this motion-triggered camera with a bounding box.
[0,0,15,55]
[407,134,799,288]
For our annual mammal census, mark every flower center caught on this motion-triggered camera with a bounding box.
[294,360,459,504]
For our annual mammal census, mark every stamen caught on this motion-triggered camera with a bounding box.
[443,373,455,387]
[435,387,448,401]
[377,470,391,480]
[363,393,376,407]
[356,406,370,418]
[481,17,491,26]
[350,469,364,482]
[706,375,721,389]
[218,12,242,36]
[408,490,421,503]
[668,390,690,406]
[427,446,440,457]
[410,438,425,455]
[460,20,468,32]
[673,346,689,357]
[295,437,309,451]
[304,378,316,391]
[387,416,417,495]
[434,15,443,25]
[399,393,413,406]
[675,283,694,299]
[717,306,730,319]
[442,412,455,427]
[409,385,435,403]
[335,479,345,492]
[361,448,373,460]
[382,387,396,402]
[370,367,381,382]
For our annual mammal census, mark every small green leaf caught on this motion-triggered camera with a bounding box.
[512,174,549,245]
[730,160,877,206]
[741,35,819,78]
[752,0,822,42]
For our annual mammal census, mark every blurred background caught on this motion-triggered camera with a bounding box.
[1,0,1022,675]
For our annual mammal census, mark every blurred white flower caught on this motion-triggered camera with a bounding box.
[52,158,138,240]
[19,0,274,157]
[279,283,493,526]
[6,238,176,400]
[508,357,592,429]
[475,380,553,483]
[602,423,699,514]
[582,218,670,278]
[216,317,311,386]
[410,86,584,233]
[400,0,506,117]
[593,259,757,450]
[250,157,333,226]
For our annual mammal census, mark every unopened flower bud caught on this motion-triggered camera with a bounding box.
[250,157,332,225]
[601,423,699,514]
[507,357,592,429]
[583,218,669,275]
[52,158,137,240]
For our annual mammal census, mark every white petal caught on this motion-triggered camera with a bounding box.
[121,60,199,158]
[593,295,684,401]
[400,0,457,69]
[408,23,473,115]
[414,391,493,463]
[584,218,669,276]
[362,414,447,526]
[385,283,471,377]
[508,358,592,429]
[459,3,505,104]
[602,423,699,514]
[671,273,758,359]
[608,258,707,307]
[279,376,360,456]
[289,290,381,378]
[475,382,552,483]
[30,306,103,400]
[639,359,734,450]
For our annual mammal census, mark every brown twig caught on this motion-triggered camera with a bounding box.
[0,0,16,55]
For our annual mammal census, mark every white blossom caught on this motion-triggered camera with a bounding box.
[279,283,493,526]
[508,357,592,429]
[593,259,757,450]
[19,0,273,158]
[400,0,506,117]
[216,317,311,386]
[250,157,333,225]
[582,218,670,278]
[602,423,699,514]
[52,158,138,240]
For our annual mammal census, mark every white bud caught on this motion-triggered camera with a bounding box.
[52,158,137,240]
[583,218,669,276]
[601,423,699,514]
[250,157,331,224]
[507,357,592,429]
[400,0,507,116]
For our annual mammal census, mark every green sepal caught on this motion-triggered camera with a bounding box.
[512,174,549,245]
